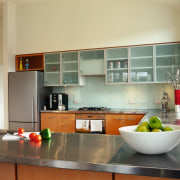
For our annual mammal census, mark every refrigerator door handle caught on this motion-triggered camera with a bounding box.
[32,96,35,123]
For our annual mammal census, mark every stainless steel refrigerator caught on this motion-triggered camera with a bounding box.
[8,71,51,131]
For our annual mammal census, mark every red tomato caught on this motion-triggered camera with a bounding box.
[18,128,24,135]
[34,134,42,141]
[29,133,37,140]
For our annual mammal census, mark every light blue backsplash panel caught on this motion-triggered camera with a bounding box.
[53,76,175,110]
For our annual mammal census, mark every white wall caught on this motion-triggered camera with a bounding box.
[3,1,16,129]
[13,0,180,111]
[15,0,180,54]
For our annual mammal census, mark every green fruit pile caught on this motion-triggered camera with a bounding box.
[136,116,174,132]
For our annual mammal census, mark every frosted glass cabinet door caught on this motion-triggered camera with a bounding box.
[106,47,128,84]
[62,51,79,85]
[130,46,153,83]
[80,50,104,75]
[44,53,60,86]
[156,43,180,82]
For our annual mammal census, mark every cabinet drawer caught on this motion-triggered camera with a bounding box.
[76,114,105,119]
[44,113,58,120]
[105,114,144,135]
[59,114,75,120]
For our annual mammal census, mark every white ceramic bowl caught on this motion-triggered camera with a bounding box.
[119,124,180,155]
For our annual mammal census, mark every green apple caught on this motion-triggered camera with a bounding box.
[163,126,174,131]
[136,121,150,131]
[149,116,163,129]
[151,128,162,132]
[137,126,150,132]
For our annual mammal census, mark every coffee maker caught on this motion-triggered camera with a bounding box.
[49,93,68,110]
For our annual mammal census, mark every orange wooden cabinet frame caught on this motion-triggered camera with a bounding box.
[15,53,44,72]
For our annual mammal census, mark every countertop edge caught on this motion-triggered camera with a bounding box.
[0,155,179,179]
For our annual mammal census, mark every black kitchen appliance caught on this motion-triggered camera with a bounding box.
[49,93,68,110]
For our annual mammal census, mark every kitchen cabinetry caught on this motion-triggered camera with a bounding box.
[115,173,175,180]
[106,114,144,135]
[0,163,16,180]
[80,49,105,75]
[41,113,59,132]
[44,53,61,86]
[156,43,180,82]
[16,53,44,72]
[17,164,112,180]
[44,52,84,86]
[106,47,128,84]
[58,114,75,133]
[62,51,79,85]
[130,45,154,83]
[41,113,75,133]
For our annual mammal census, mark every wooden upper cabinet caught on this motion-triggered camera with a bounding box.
[16,53,44,72]
[106,114,144,135]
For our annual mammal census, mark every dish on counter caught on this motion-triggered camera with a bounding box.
[119,124,180,155]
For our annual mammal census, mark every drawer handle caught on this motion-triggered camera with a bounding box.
[48,116,56,119]
[127,118,136,120]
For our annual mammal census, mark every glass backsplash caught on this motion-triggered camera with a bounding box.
[52,76,175,110]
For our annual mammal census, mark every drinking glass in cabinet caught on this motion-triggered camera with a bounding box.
[108,61,114,69]
[116,61,121,69]
[108,72,114,83]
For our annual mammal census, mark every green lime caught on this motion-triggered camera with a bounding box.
[136,121,150,131]
[137,126,150,132]
[151,128,162,132]
[163,126,174,131]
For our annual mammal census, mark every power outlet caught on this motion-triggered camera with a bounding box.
[73,99,79,104]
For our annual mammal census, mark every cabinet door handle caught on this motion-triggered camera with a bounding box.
[114,118,124,120]
[62,116,70,119]
[47,116,57,119]
[127,118,136,120]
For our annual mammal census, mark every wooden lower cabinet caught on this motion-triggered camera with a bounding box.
[115,173,176,180]
[106,114,144,135]
[41,113,59,132]
[58,114,75,133]
[41,113,75,133]
[17,164,112,180]
[0,163,16,180]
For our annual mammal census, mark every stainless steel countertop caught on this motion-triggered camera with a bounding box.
[1,109,180,179]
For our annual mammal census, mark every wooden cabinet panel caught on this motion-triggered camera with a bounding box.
[115,173,175,180]
[0,163,16,180]
[106,114,126,135]
[41,113,75,133]
[106,114,144,135]
[58,114,75,133]
[17,164,112,180]
[41,113,58,132]
[16,53,44,71]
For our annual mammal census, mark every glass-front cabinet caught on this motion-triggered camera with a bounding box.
[62,51,79,85]
[80,49,104,75]
[106,47,128,84]
[156,43,180,82]
[130,45,154,83]
[44,51,82,86]
[44,53,60,86]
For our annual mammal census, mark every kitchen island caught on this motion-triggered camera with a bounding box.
[0,109,180,180]
[0,130,180,179]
